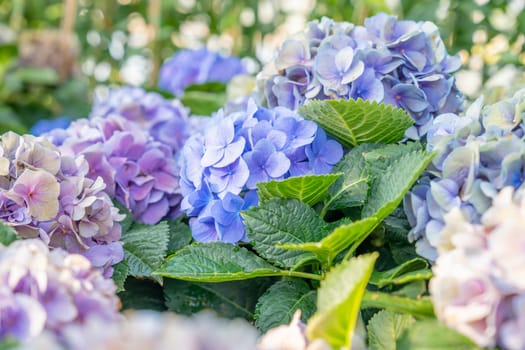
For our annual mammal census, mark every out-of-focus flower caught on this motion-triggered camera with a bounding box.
[0,239,121,344]
[430,187,525,349]
[45,114,183,225]
[23,310,258,350]
[29,117,71,137]
[404,90,525,260]
[158,48,246,97]
[260,13,463,140]
[0,132,123,276]
[180,99,343,243]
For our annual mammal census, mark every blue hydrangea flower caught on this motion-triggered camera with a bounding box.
[29,117,71,136]
[261,13,463,140]
[404,90,525,260]
[158,48,246,97]
[180,99,343,242]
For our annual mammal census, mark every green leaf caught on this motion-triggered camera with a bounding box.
[181,90,226,115]
[368,310,415,350]
[369,258,432,288]
[165,278,275,320]
[122,221,169,279]
[111,261,129,293]
[307,253,378,349]
[323,144,376,211]
[167,220,192,255]
[118,277,166,311]
[279,217,378,265]
[299,99,413,148]
[364,142,423,182]
[363,148,435,221]
[0,222,18,245]
[243,198,328,269]
[255,279,317,333]
[362,291,435,318]
[154,242,282,282]
[0,106,26,134]
[397,320,481,350]
[185,81,227,93]
[13,67,60,85]
[257,173,342,206]
[0,338,18,350]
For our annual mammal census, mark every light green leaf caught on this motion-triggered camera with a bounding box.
[111,261,129,293]
[362,291,435,318]
[323,144,376,211]
[368,310,416,350]
[279,217,378,265]
[181,90,226,115]
[257,173,342,206]
[154,242,282,282]
[0,222,18,246]
[364,142,423,182]
[363,149,435,220]
[122,221,169,279]
[307,253,378,349]
[397,320,481,350]
[14,67,60,85]
[255,279,317,333]
[369,258,432,288]
[299,99,413,148]
[243,199,328,269]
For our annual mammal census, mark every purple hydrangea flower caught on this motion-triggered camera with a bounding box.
[0,239,121,343]
[0,132,123,276]
[261,13,463,139]
[180,99,343,242]
[404,90,525,261]
[158,48,246,97]
[430,187,525,349]
[46,114,183,226]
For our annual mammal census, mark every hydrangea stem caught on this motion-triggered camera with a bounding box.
[281,270,322,281]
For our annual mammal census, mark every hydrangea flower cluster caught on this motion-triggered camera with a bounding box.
[158,48,246,97]
[431,187,525,349]
[45,114,183,225]
[23,311,258,350]
[91,86,193,153]
[261,13,463,139]
[404,90,525,260]
[180,99,343,242]
[0,132,123,275]
[0,239,121,344]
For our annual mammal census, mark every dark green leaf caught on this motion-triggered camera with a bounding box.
[164,278,274,320]
[243,198,328,269]
[112,261,129,293]
[367,310,415,350]
[167,220,192,255]
[181,90,226,116]
[299,99,413,148]
[155,242,282,282]
[397,320,481,350]
[118,277,166,311]
[122,221,169,279]
[257,173,342,206]
[255,279,317,333]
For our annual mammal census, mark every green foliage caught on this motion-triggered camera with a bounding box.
[119,277,167,311]
[0,223,18,246]
[121,221,169,279]
[164,278,274,320]
[307,253,378,349]
[167,220,192,255]
[155,242,282,282]
[299,99,413,148]
[368,310,415,350]
[369,258,432,288]
[397,320,481,350]
[362,291,435,318]
[111,261,129,293]
[257,173,342,206]
[255,279,317,333]
[243,198,328,269]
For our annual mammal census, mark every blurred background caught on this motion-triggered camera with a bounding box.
[0,0,524,133]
